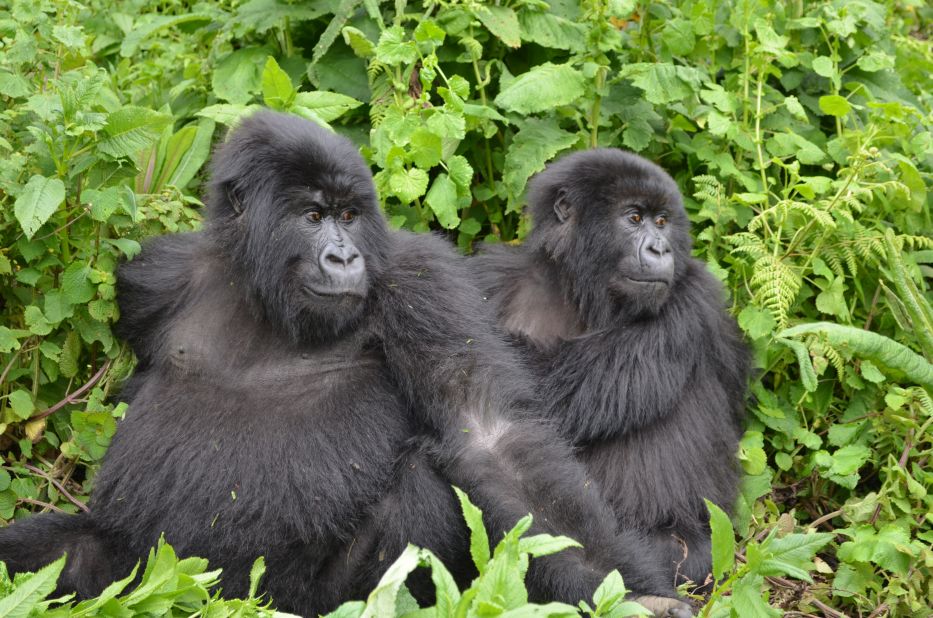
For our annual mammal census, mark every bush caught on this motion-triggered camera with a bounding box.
[0,0,930,614]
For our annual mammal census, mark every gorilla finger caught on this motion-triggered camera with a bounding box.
[631,595,695,618]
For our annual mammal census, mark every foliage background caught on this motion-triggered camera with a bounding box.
[0,0,931,615]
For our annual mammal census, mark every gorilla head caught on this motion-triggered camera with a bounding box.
[526,149,692,323]
[205,112,390,341]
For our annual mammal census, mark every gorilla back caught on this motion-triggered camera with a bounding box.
[0,116,689,616]
[472,148,751,590]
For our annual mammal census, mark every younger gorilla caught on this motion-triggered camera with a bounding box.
[0,115,690,616]
[472,149,751,589]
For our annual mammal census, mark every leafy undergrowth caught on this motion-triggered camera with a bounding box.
[0,0,931,615]
[0,491,836,617]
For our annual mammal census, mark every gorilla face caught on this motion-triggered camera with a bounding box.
[528,148,692,324]
[206,113,390,342]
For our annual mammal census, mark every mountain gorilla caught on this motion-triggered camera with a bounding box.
[472,149,751,589]
[0,114,691,617]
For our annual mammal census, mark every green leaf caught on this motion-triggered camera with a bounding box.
[63,262,96,304]
[342,26,375,58]
[98,106,172,160]
[425,174,461,229]
[856,49,895,72]
[476,6,521,48]
[453,487,490,573]
[14,175,65,239]
[706,499,735,580]
[24,306,53,336]
[495,63,585,114]
[360,545,422,618]
[819,94,852,117]
[409,128,443,169]
[120,13,213,57]
[761,532,833,581]
[212,47,269,104]
[198,104,263,127]
[516,534,581,557]
[248,557,265,598]
[375,26,418,66]
[779,322,933,389]
[7,390,34,420]
[731,574,782,617]
[812,56,836,79]
[261,57,296,110]
[388,168,429,204]
[0,555,65,617]
[293,91,362,122]
[518,11,586,52]
[618,63,705,105]
[503,118,578,207]
[165,119,215,189]
[777,337,818,392]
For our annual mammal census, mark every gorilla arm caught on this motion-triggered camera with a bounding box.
[375,231,685,609]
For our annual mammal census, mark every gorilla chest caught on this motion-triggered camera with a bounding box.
[98,341,413,544]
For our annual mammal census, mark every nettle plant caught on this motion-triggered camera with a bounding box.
[1,0,931,614]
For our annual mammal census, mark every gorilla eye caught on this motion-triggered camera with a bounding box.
[340,210,356,222]
[655,215,668,227]
[307,210,323,223]
[629,213,642,224]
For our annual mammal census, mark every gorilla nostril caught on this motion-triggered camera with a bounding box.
[326,253,346,265]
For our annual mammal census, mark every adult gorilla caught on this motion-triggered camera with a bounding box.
[0,115,690,617]
[472,149,751,589]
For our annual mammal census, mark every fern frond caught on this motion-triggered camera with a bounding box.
[727,232,769,260]
[750,255,801,329]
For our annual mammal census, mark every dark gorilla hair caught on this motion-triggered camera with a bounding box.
[0,117,692,617]
[472,148,751,590]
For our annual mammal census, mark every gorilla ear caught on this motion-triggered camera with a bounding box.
[553,188,571,223]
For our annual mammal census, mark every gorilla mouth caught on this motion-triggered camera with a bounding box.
[622,276,670,286]
[302,285,365,301]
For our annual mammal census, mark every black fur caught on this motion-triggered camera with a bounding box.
[0,115,684,615]
[471,148,751,589]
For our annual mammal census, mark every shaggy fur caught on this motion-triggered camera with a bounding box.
[0,116,686,615]
[471,149,751,589]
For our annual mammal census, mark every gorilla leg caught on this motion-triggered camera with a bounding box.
[0,513,128,597]
[308,442,472,612]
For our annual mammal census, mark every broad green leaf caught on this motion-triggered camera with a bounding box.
[261,57,296,110]
[856,49,895,72]
[819,95,852,117]
[235,0,330,34]
[503,118,578,207]
[811,56,836,79]
[409,128,443,169]
[618,63,705,105]
[768,132,827,164]
[779,322,933,389]
[476,6,521,48]
[518,11,586,52]
[212,47,269,105]
[447,155,473,191]
[322,601,365,618]
[98,107,172,160]
[7,390,34,420]
[14,175,65,239]
[495,63,585,114]
[165,119,215,189]
[293,91,362,122]
[197,104,263,127]
[360,545,422,618]
[388,168,429,204]
[706,499,735,580]
[375,26,418,65]
[0,555,65,617]
[453,487,490,573]
[425,174,461,229]
[0,71,31,98]
[761,532,833,581]
[24,306,53,336]
[731,574,782,617]
[248,557,265,597]
[63,262,96,304]
[498,603,580,617]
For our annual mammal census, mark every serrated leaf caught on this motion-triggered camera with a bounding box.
[812,56,836,78]
[706,499,735,580]
[495,63,585,114]
[197,104,263,127]
[342,26,375,58]
[98,106,172,160]
[388,168,429,204]
[262,56,296,110]
[63,262,96,304]
[409,128,443,169]
[518,12,587,52]
[476,6,521,48]
[375,26,418,66]
[59,331,80,378]
[120,13,214,57]
[453,487,490,573]
[503,118,578,207]
[14,175,65,239]
[0,555,65,617]
[293,91,362,122]
[447,155,473,190]
[24,306,53,336]
[618,63,705,105]
[761,532,833,581]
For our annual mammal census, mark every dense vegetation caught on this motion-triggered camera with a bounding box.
[0,0,930,615]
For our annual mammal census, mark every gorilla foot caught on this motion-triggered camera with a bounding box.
[631,595,694,618]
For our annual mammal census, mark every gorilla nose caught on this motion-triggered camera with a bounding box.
[639,237,674,279]
[320,245,364,281]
